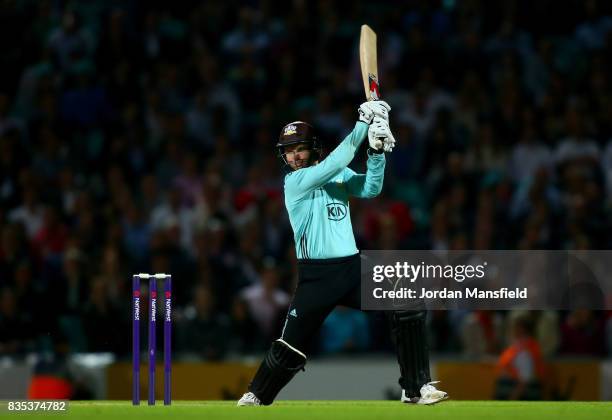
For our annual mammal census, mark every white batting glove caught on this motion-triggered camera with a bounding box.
[358,100,391,124]
[383,132,396,153]
[368,116,395,152]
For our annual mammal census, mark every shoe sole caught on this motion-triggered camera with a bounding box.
[417,395,449,405]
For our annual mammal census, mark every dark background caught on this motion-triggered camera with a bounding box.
[0,0,610,368]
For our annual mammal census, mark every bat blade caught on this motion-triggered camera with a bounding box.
[359,24,379,101]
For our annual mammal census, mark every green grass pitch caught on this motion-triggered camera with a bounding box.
[1,401,609,420]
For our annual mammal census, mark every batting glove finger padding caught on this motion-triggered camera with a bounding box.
[358,104,375,124]
[368,116,395,153]
[371,100,391,121]
[358,100,391,124]
[368,116,393,151]
[383,132,396,153]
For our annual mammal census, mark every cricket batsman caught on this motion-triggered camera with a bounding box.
[238,101,448,406]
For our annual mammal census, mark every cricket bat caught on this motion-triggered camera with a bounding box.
[359,24,380,101]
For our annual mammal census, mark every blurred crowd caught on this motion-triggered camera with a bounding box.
[1,0,611,361]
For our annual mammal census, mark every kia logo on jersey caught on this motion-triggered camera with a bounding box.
[326,203,347,221]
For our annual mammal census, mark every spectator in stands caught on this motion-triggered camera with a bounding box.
[239,258,289,342]
[495,316,545,400]
[0,287,35,355]
[177,284,231,360]
[560,310,606,356]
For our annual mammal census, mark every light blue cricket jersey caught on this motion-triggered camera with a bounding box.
[284,121,386,259]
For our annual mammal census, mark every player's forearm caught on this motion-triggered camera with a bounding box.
[345,152,385,198]
[361,153,385,197]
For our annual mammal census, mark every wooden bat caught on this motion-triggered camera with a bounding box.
[359,24,380,101]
